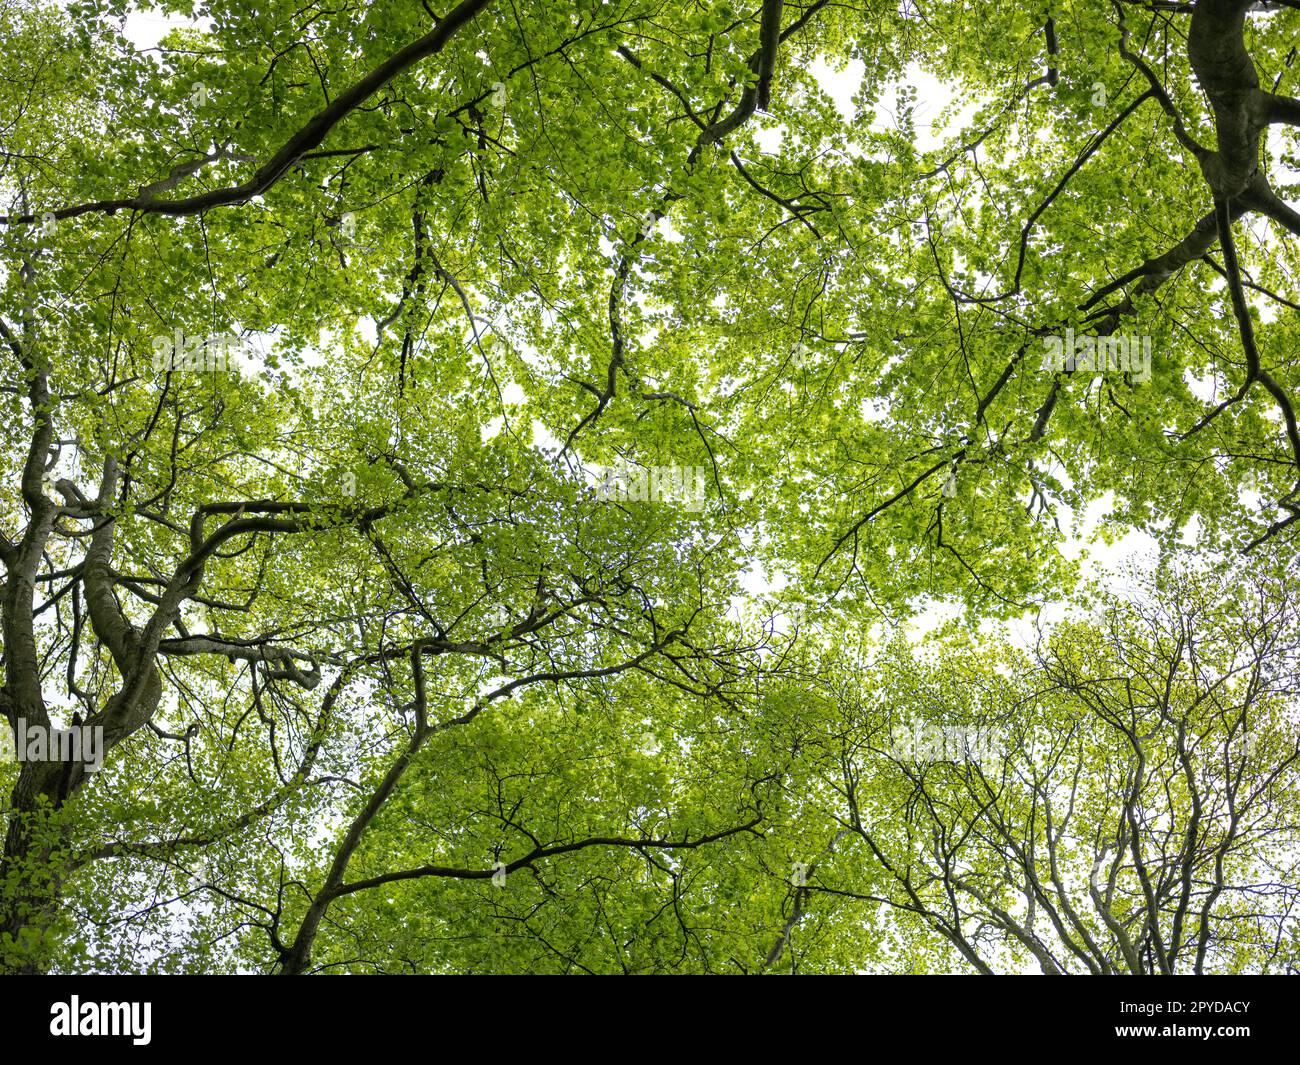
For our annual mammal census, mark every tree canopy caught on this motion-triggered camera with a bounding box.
[2,0,1299,974]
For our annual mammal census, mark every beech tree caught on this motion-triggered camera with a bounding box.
[3,0,1300,973]
[790,564,1300,974]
